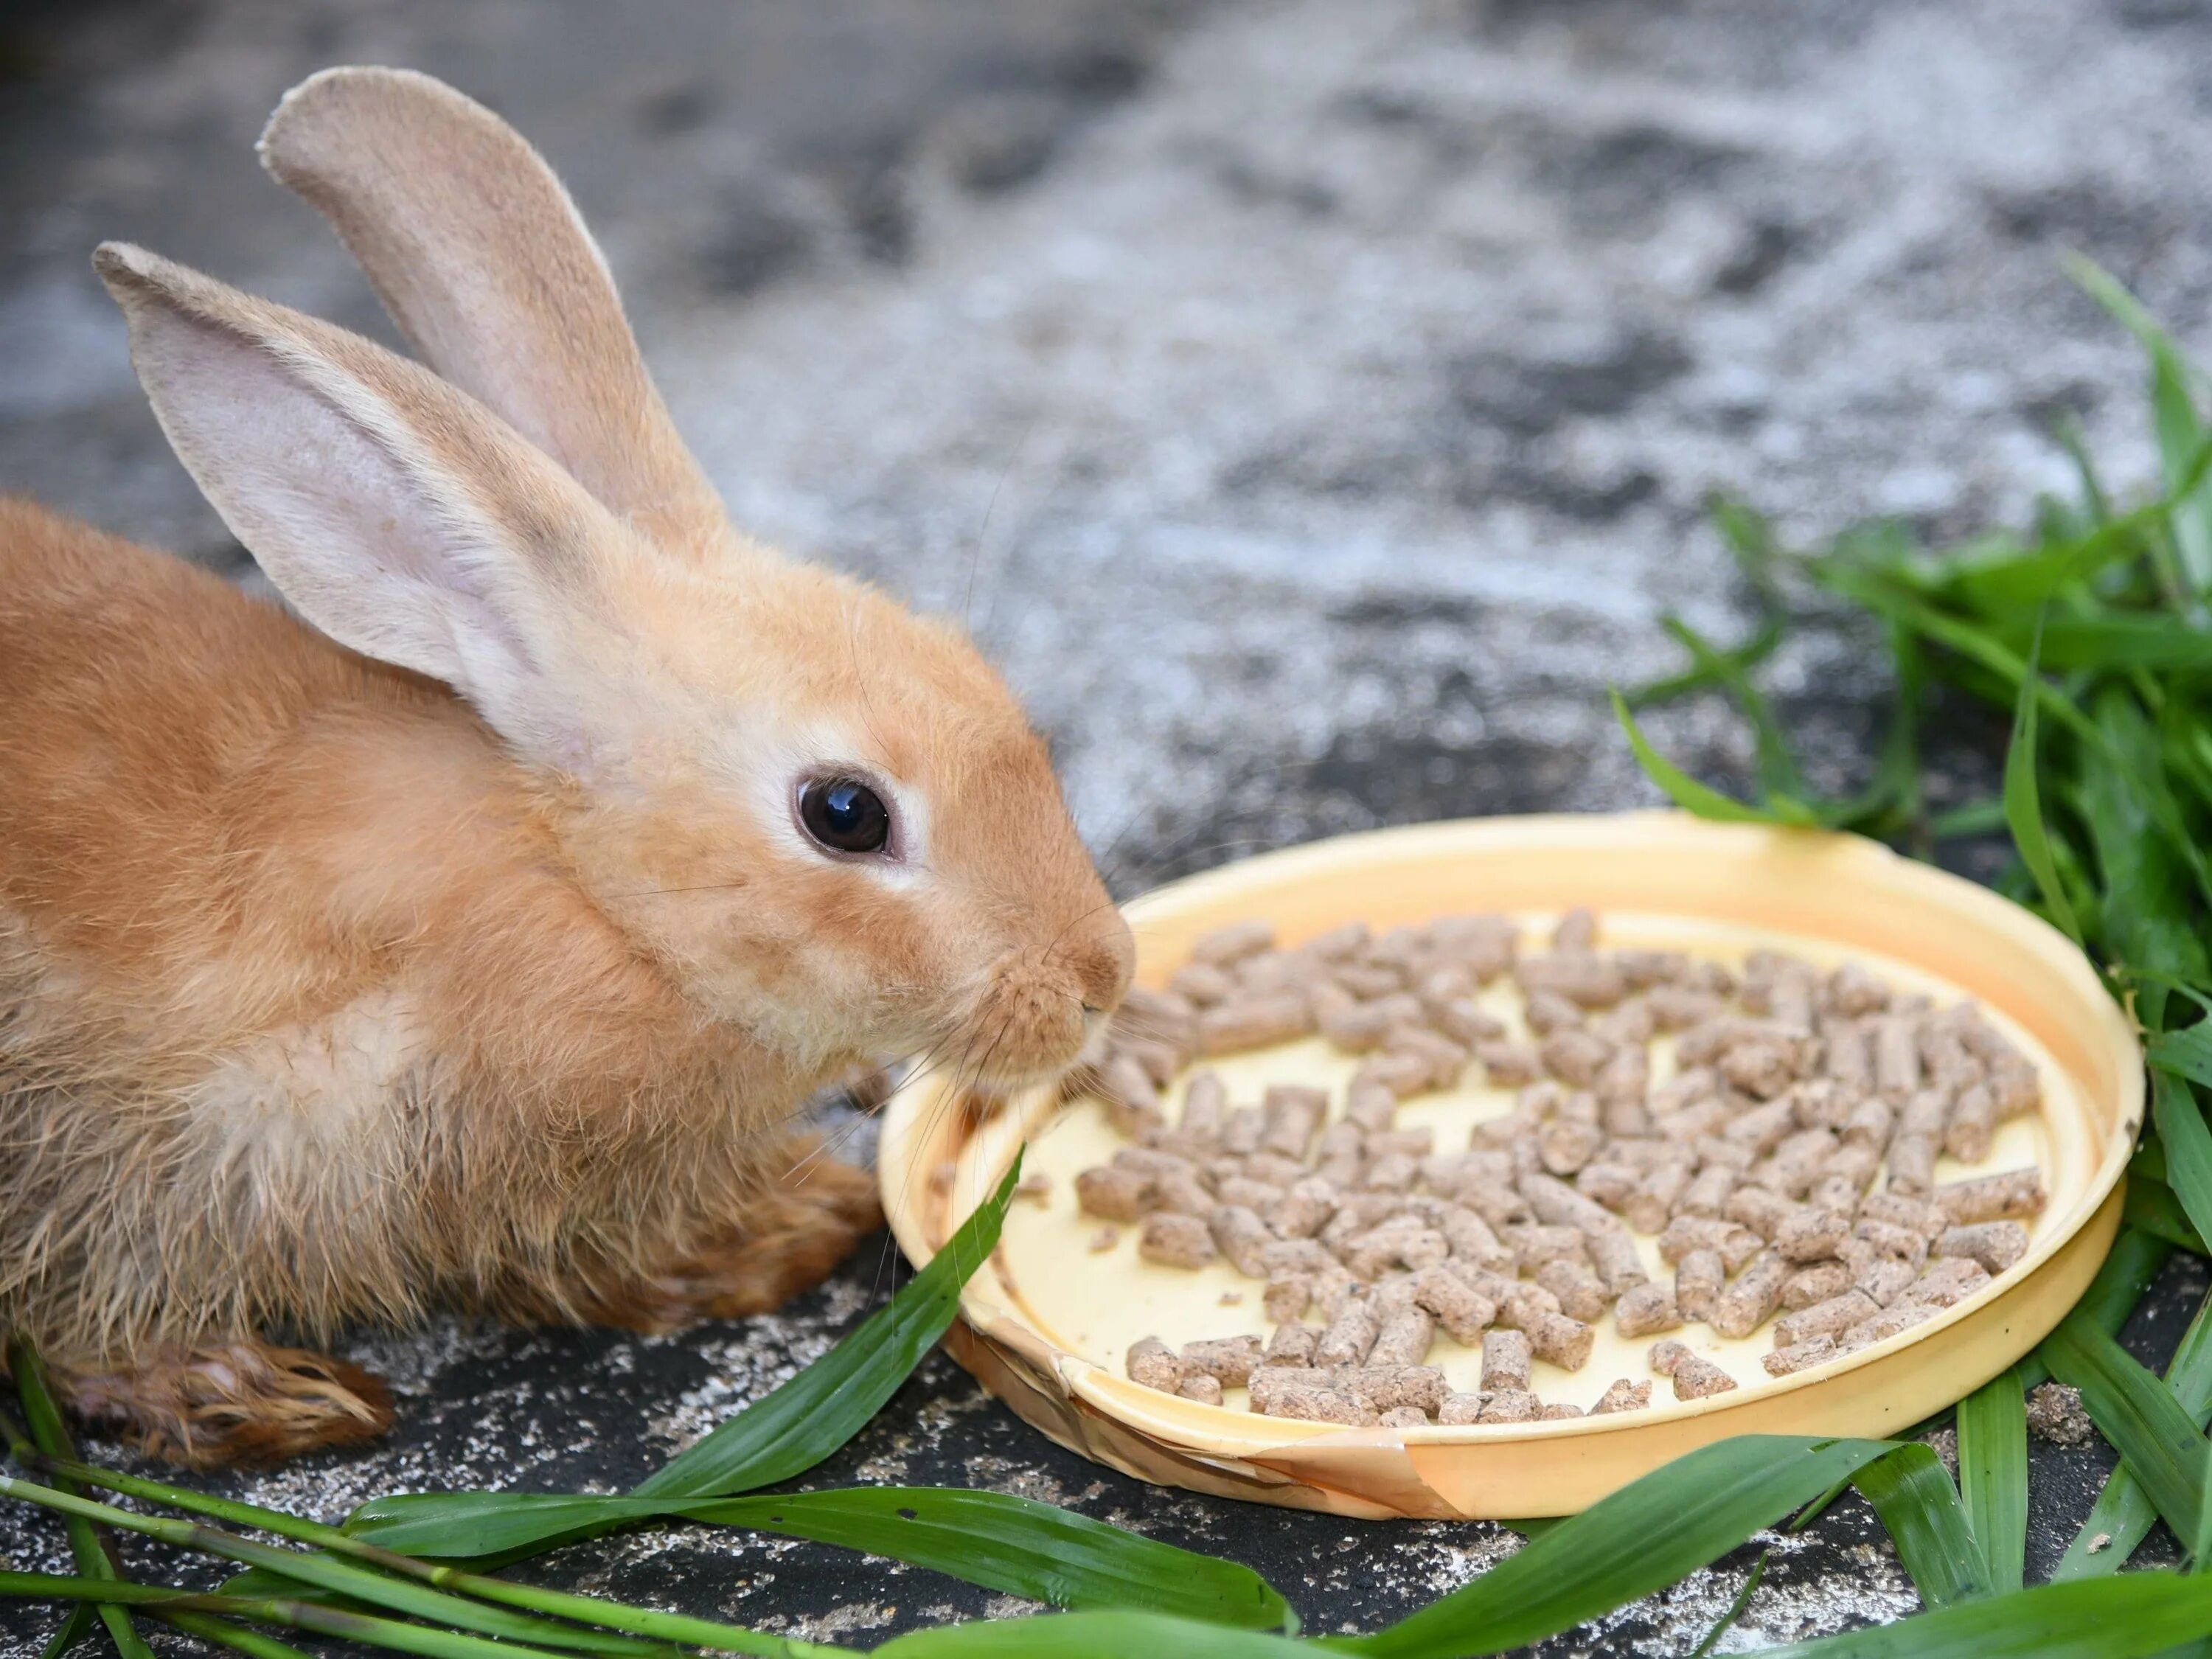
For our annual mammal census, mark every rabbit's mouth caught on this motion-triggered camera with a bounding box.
[945,949,1115,1092]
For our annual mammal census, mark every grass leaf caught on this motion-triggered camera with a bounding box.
[1750,1571,2212,1658]
[658,1490,1295,1632]
[7,1341,158,1659]
[1851,1444,1989,1608]
[2125,1177,2209,1256]
[2152,1070,2212,1262]
[2039,1315,2209,1553]
[2067,254,2212,602]
[1610,691,1818,825]
[1340,1436,1897,1658]
[2001,609,2084,943]
[1955,1371,2027,1593]
[873,1610,1309,1658]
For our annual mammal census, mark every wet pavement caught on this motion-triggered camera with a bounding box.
[5,0,2212,1648]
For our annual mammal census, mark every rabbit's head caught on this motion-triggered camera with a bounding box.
[97,68,1130,1092]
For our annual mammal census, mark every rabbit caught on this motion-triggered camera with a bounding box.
[0,66,1133,1467]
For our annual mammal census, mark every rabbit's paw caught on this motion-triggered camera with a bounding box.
[57,1340,393,1468]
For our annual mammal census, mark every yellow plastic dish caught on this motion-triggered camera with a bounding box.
[878,812,2142,1519]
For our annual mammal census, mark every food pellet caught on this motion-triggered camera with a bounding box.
[1478,1388,1540,1423]
[1675,1250,1725,1324]
[1206,1204,1274,1276]
[1437,1391,1486,1425]
[1190,919,1276,968]
[1840,1301,1938,1349]
[1482,1328,1532,1391]
[1669,1355,1739,1399]
[1138,1212,1217,1267]
[1591,1378,1652,1414]
[1368,1306,1439,1367]
[1585,1225,1650,1295]
[1762,1335,1837,1377]
[1535,1258,1609,1323]
[1899,1256,1992,1307]
[1525,1312,1596,1370]
[1773,1290,1879,1349]
[1614,1282,1681,1338]
[1077,1165,1149,1222]
[1856,1254,1919,1307]
[1315,1300,1382,1368]
[1935,1167,2048,1225]
[1781,1259,1855,1310]
[1934,1221,2029,1274]
[1338,1365,1450,1415]
[1711,1251,1789,1339]
[1067,908,2055,1427]
[1180,1336,1265,1387]
[1127,1336,1185,1392]
[1200,993,1312,1055]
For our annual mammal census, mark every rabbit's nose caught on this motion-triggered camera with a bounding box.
[1071,912,1135,1014]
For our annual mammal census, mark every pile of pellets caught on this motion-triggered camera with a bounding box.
[1079,909,2049,1427]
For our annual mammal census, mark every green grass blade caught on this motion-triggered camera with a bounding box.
[0,1474,682,1658]
[350,1157,1023,1558]
[2037,616,2212,671]
[2040,1316,2208,1552]
[1688,1548,1769,1658]
[15,1452,855,1659]
[1851,1444,1989,1608]
[1808,560,2107,746]
[1657,615,1806,801]
[2068,255,2212,602]
[1610,691,1817,825]
[644,1155,1020,1498]
[8,1342,158,1659]
[0,1571,684,1659]
[2126,1178,2210,1255]
[37,1604,96,1659]
[326,1486,1291,1632]
[1624,614,1783,708]
[2154,1027,2212,1091]
[694,1489,1294,1632]
[1753,1571,2212,1658]
[1956,1371,2027,1592]
[1927,799,2007,838]
[2152,1070,2212,1259]
[156,1610,321,1659]
[1339,1436,1897,1658]
[874,1610,1310,1658]
[2002,611,2084,943]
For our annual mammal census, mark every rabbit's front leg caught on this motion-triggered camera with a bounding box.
[51,1340,393,1468]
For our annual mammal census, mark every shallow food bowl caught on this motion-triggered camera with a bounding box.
[878,813,2140,1519]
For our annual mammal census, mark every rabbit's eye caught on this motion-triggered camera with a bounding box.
[799,776,892,856]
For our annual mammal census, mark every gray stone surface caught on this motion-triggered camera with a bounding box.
[4,0,2211,1649]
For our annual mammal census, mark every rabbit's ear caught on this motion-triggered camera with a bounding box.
[96,240,621,772]
[257,66,731,563]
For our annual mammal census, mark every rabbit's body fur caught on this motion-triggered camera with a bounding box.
[0,66,1125,1466]
[0,500,879,1458]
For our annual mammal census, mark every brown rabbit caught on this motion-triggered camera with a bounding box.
[0,68,1132,1466]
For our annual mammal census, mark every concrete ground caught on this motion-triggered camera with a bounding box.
[4,0,2212,1648]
